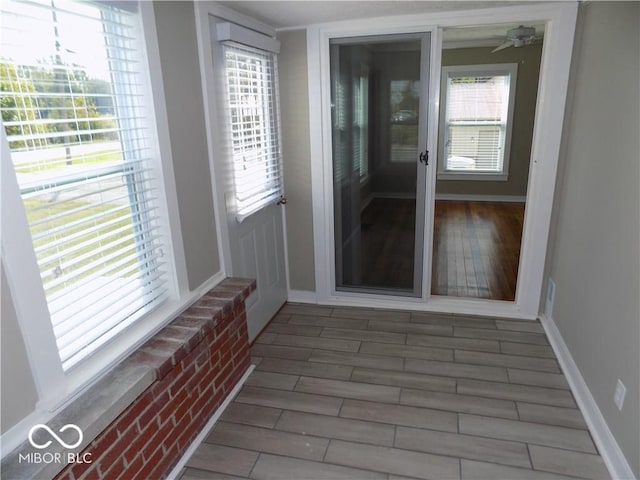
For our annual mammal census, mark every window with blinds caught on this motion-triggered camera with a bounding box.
[352,66,369,179]
[223,43,282,220]
[389,79,420,164]
[331,75,347,184]
[441,64,517,176]
[1,0,168,370]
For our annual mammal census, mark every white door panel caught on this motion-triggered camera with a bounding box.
[239,231,258,280]
[231,202,286,341]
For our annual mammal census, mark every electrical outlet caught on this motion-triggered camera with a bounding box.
[614,379,626,411]
[545,279,556,317]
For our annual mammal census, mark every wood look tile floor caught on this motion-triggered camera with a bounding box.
[180,304,608,480]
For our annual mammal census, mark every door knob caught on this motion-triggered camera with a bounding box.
[419,150,429,165]
[277,196,288,206]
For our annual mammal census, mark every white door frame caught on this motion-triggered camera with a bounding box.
[193,2,289,339]
[194,2,277,277]
[307,3,578,319]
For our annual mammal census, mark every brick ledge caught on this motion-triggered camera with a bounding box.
[1,277,255,480]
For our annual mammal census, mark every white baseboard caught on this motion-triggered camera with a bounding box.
[360,193,419,213]
[372,192,417,200]
[287,289,318,304]
[167,365,255,480]
[363,192,526,207]
[435,193,526,203]
[540,314,636,480]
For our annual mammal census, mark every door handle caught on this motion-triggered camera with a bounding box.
[277,196,287,206]
[419,150,429,166]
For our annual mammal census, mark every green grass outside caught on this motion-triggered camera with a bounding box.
[25,197,140,297]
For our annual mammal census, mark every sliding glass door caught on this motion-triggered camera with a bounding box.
[331,33,430,297]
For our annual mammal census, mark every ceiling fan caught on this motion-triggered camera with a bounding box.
[492,25,541,53]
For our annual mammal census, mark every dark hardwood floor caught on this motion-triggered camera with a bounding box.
[360,198,415,291]
[431,200,525,301]
[358,198,525,301]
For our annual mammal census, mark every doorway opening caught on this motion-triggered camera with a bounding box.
[431,24,544,301]
[309,4,577,317]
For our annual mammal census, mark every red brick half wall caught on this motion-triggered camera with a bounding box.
[53,277,255,480]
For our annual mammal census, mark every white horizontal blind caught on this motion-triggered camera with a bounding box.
[352,76,362,177]
[1,0,168,370]
[223,42,282,219]
[444,74,509,172]
[332,79,347,183]
[447,125,502,170]
[389,79,420,164]
[352,70,369,178]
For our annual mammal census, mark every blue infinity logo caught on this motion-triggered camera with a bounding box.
[28,424,83,450]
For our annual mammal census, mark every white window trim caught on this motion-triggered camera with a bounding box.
[437,63,518,181]
[1,128,67,405]
[0,1,194,417]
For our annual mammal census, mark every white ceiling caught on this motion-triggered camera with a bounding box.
[217,1,536,30]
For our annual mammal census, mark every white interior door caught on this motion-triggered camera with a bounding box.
[210,15,287,340]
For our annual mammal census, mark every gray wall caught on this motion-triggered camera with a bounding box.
[154,1,221,289]
[436,45,542,197]
[545,2,639,476]
[278,29,316,292]
[1,264,38,433]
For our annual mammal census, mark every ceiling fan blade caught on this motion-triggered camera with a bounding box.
[491,40,513,53]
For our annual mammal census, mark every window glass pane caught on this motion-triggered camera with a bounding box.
[224,43,282,219]
[447,125,502,171]
[447,75,506,122]
[332,77,347,183]
[352,67,369,177]
[1,0,168,370]
[444,73,509,172]
[390,80,419,163]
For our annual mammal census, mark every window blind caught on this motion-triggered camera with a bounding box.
[447,125,502,170]
[332,79,347,183]
[352,71,369,178]
[223,42,282,220]
[1,0,168,370]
